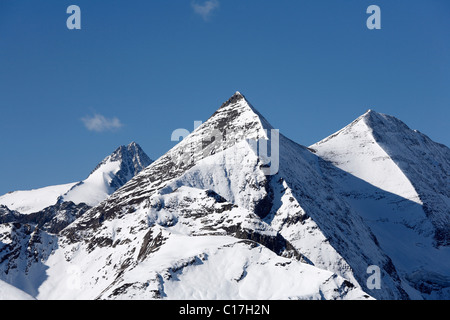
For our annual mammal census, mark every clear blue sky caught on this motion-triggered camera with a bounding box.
[1,0,449,195]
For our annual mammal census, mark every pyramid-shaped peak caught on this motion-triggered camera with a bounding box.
[110,142,146,158]
[127,141,139,148]
[362,109,386,119]
[209,92,274,136]
[125,141,148,158]
[359,110,412,133]
[314,108,427,153]
[356,109,382,121]
[90,142,152,176]
[219,91,248,109]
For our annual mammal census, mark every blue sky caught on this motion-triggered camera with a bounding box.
[0,0,449,195]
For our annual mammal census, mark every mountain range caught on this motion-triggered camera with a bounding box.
[0,92,449,300]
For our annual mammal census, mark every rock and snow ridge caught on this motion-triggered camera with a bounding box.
[0,92,449,300]
[62,141,153,207]
[0,142,152,235]
[0,142,153,214]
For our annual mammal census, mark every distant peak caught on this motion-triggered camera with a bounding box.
[126,141,143,152]
[128,141,138,147]
[90,142,152,176]
[312,109,406,147]
[110,142,142,156]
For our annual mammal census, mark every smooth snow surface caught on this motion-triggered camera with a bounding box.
[311,111,421,203]
[0,183,77,214]
[0,279,35,300]
[62,159,121,207]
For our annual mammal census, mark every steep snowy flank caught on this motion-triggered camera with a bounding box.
[0,279,34,300]
[310,110,421,203]
[266,135,408,300]
[311,110,450,299]
[364,111,450,246]
[78,92,272,225]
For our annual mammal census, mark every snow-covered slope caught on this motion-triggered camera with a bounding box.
[62,142,152,207]
[0,279,34,300]
[40,185,370,300]
[310,110,450,299]
[0,183,77,215]
[310,111,422,203]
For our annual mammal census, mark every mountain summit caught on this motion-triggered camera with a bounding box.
[311,110,450,246]
[311,109,450,298]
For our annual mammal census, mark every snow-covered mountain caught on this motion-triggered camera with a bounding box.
[62,141,153,207]
[310,110,450,299]
[0,93,448,300]
[0,142,152,214]
[0,142,152,235]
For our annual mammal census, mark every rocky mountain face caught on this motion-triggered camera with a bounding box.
[0,93,448,300]
[0,222,58,297]
[0,205,20,224]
